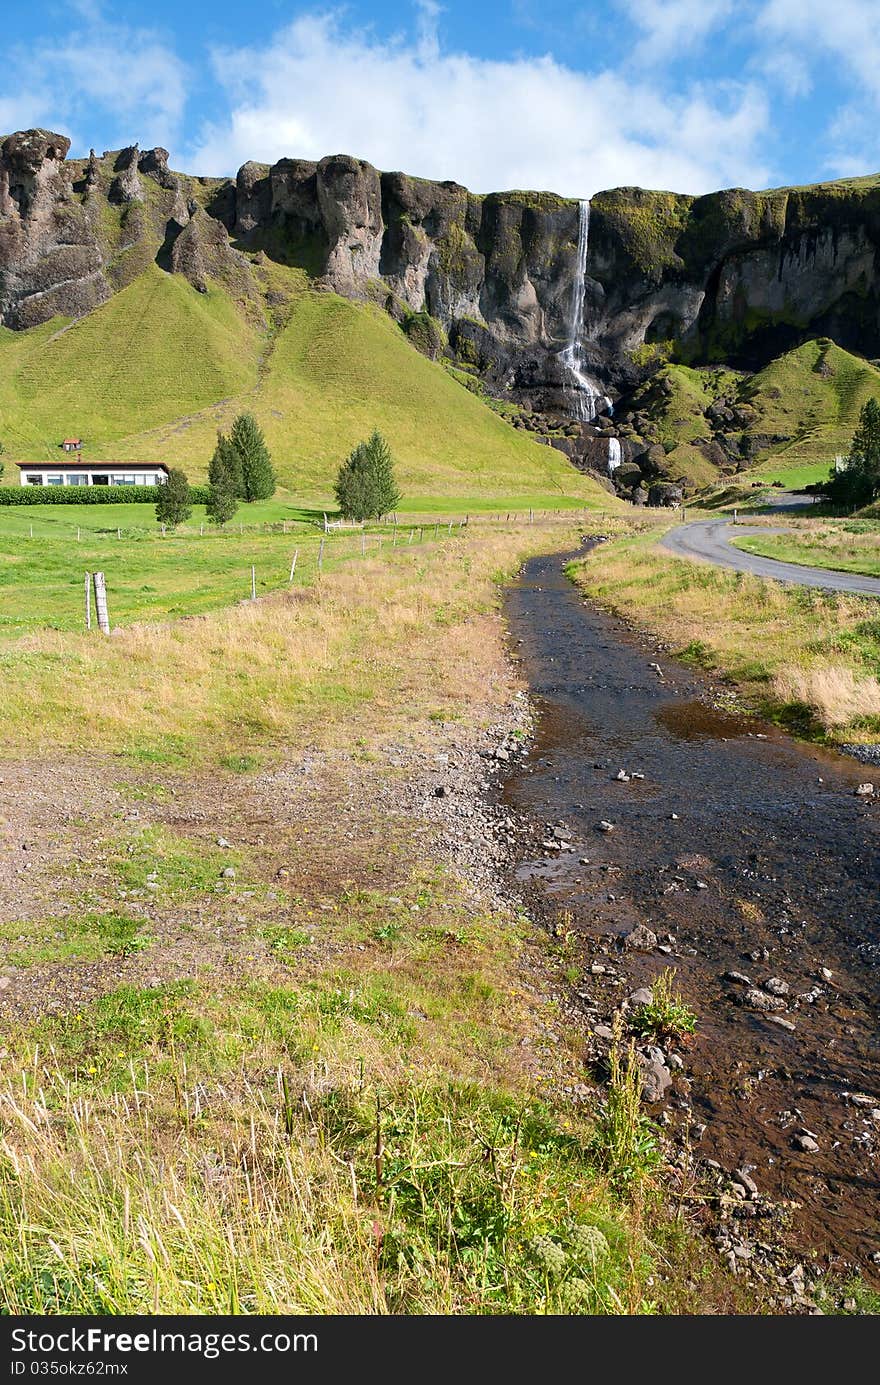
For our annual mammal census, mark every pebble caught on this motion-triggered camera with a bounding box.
[216,837,231,848]
[628,987,653,1007]
[765,1015,796,1031]
[854,783,874,796]
[597,820,615,832]
[220,866,236,880]
[0,976,11,992]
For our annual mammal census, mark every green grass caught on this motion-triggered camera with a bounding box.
[0,911,149,967]
[0,262,600,504]
[734,523,880,578]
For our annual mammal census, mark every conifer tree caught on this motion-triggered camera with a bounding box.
[208,431,243,497]
[155,468,192,529]
[230,412,276,501]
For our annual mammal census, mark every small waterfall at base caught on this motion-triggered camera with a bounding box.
[607,437,621,474]
[561,199,606,423]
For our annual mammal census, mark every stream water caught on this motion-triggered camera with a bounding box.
[503,546,880,1269]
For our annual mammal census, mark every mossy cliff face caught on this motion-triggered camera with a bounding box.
[0,129,252,329]
[4,128,880,429]
[589,182,880,370]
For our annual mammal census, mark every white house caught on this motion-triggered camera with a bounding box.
[17,462,169,488]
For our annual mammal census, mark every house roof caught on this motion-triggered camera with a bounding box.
[17,461,170,472]
[61,438,82,445]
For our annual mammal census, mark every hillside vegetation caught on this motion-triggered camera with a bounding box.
[621,339,880,492]
[0,264,597,503]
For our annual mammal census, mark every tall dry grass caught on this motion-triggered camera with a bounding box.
[0,524,583,762]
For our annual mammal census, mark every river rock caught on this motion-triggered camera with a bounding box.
[732,1169,759,1199]
[854,783,874,796]
[742,987,786,1012]
[638,1055,672,1102]
[628,987,653,1007]
[794,1133,819,1152]
[621,923,658,952]
[763,977,790,996]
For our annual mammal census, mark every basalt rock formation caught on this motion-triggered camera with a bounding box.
[3,128,880,495]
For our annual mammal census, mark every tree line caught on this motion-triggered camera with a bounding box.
[155,414,401,529]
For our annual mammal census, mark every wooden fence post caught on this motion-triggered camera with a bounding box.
[84,572,91,631]
[93,571,110,635]
[318,537,326,571]
[289,549,298,581]
[251,565,257,600]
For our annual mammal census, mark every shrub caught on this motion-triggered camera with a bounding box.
[0,485,210,506]
[155,468,192,529]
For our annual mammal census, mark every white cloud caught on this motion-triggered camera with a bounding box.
[618,0,736,64]
[189,11,770,195]
[757,0,880,101]
[4,8,188,154]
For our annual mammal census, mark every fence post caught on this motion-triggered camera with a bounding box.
[251,565,257,600]
[289,549,298,581]
[408,529,415,544]
[447,521,452,535]
[84,572,91,631]
[529,508,533,525]
[323,513,329,533]
[93,571,110,635]
[318,537,326,571]
[77,526,81,542]
[29,524,33,539]
[392,529,397,547]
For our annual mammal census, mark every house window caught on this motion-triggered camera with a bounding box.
[111,474,137,485]
[92,475,108,485]
[26,475,43,486]
[47,475,63,485]
[67,474,88,486]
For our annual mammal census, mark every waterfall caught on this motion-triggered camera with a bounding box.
[607,437,621,474]
[561,199,605,422]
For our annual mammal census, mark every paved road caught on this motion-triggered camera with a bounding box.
[661,517,880,597]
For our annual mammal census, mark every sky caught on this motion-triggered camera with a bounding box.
[3,0,879,197]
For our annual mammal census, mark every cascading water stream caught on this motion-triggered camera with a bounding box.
[560,199,611,422]
[607,437,621,474]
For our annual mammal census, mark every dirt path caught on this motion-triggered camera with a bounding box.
[503,546,880,1275]
[661,517,880,596]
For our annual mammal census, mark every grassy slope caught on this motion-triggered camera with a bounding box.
[637,341,880,492]
[0,264,597,504]
[0,267,260,461]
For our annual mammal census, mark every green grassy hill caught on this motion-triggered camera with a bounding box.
[625,339,880,491]
[0,263,598,505]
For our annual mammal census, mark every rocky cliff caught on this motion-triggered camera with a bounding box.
[3,128,879,496]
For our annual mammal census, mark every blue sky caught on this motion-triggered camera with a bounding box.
[3,0,879,195]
